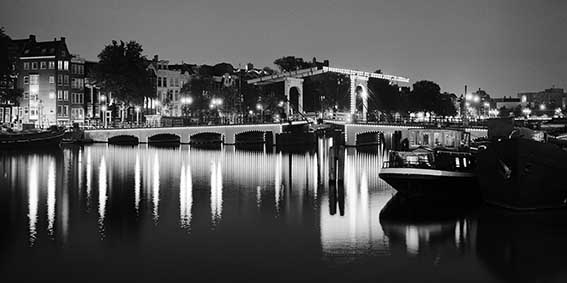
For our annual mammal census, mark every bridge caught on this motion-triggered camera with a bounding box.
[84,123,286,144]
[325,121,488,147]
[247,66,409,120]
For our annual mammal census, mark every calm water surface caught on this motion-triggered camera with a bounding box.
[1,141,566,282]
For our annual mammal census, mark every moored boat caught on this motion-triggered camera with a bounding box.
[476,119,567,210]
[0,126,66,149]
[379,128,479,200]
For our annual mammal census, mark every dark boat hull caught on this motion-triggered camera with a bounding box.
[379,168,479,201]
[476,139,567,210]
[0,130,66,149]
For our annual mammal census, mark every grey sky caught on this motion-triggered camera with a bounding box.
[2,0,566,97]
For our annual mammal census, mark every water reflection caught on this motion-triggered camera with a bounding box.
[98,155,107,237]
[46,159,55,237]
[1,143,566,283]
[27,156,38,246]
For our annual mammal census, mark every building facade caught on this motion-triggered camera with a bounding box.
[16,35,83,126]
[518,87,567,110]
[146,56,191,117]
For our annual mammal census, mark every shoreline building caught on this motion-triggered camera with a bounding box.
[16,35,82,127]
[518,87,567,111]
[146,56,191,117]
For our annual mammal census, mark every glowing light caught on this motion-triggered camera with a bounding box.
[278,101,284,107]
[134,154,141,214]
[28,156,39,246]
[101,105,107,112]
[180,162,193,230]
[47,159,56,236]
[539,104,546,111]
[98,156,107,237]
[483,102,490,108]
[256,104,263,110]
[153,152,160,224]
[100,95,106,102]
[135,106,141,113]
[473,95,480,103]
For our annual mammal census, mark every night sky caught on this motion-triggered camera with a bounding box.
[1,0,566,97]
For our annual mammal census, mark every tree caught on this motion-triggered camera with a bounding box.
[409,80,456,116]
[273,56,312,72]
[90,40,154,106]
[0,28,22,104]
[367,69,402,113]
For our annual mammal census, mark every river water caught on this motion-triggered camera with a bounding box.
[1,140,566,283]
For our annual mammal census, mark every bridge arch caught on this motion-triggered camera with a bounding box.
[235,130,268,145]
[148,133,181,145]
[190,132,224,146]
[108,135,139,145]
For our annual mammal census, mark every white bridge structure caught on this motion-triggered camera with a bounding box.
[84,123,286,144]
[247,66,410,119]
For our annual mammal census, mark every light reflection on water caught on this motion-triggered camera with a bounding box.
[0,142,566,283]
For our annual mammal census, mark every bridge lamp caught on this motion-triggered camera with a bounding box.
[101,105,107,112]
[278,101,284,107]
[465,93,473,101]
[473,95,480,103]
[256,104,263,111]
[100,95,106,102]
[539,104,546,111]
[135,106,141,113]
[217,98,223,105]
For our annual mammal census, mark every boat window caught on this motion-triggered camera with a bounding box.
[463,157,468,168]
[434,132,441,146]
[423,133,429,145]
[455,157,460,168]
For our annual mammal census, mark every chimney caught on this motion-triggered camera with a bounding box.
[60,37,66,42]
[29,34,36,42]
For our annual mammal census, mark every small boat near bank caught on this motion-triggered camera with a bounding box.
[379,128,479,200]
[0,126,66,149]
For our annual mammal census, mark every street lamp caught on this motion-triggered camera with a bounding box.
[522,108,531,118]
[256,103,264,123]
[135,106,141,126]
[101,105,108,128]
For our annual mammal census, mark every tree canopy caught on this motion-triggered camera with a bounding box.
[90,40,154,105]
[0,27,22,104]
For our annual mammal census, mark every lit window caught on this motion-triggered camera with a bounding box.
[58,61,63,70]
[64,90,69,101]
[64,61,69,70]
[23,62,30,70]
[49,92,55,99]
[23,76,29,84]
[31,62,38,70]
[29,75,39,85]
[49,76,55,84]
[48,61,55,69]
[40,61,47,69]
[57,90,63,100]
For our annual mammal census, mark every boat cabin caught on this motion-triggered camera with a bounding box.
[408,128,470,150]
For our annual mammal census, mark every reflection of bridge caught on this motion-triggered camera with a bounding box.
[84,123,285,144]
[247,66,410,119]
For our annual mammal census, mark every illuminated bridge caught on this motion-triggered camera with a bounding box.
[84,123,292,144]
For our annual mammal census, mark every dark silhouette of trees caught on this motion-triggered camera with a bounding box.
[409,80,457,116]
[0,28,22,104]
[90,40,154,105]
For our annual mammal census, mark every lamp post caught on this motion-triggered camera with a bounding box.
[101,105,108,128]
[135,106,141,126]
[256,103,263,123]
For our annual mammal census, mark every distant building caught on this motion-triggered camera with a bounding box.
[518,87,567,110]
[147,56,191,117]
[492,96,521,110]
[16,35,83,126]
